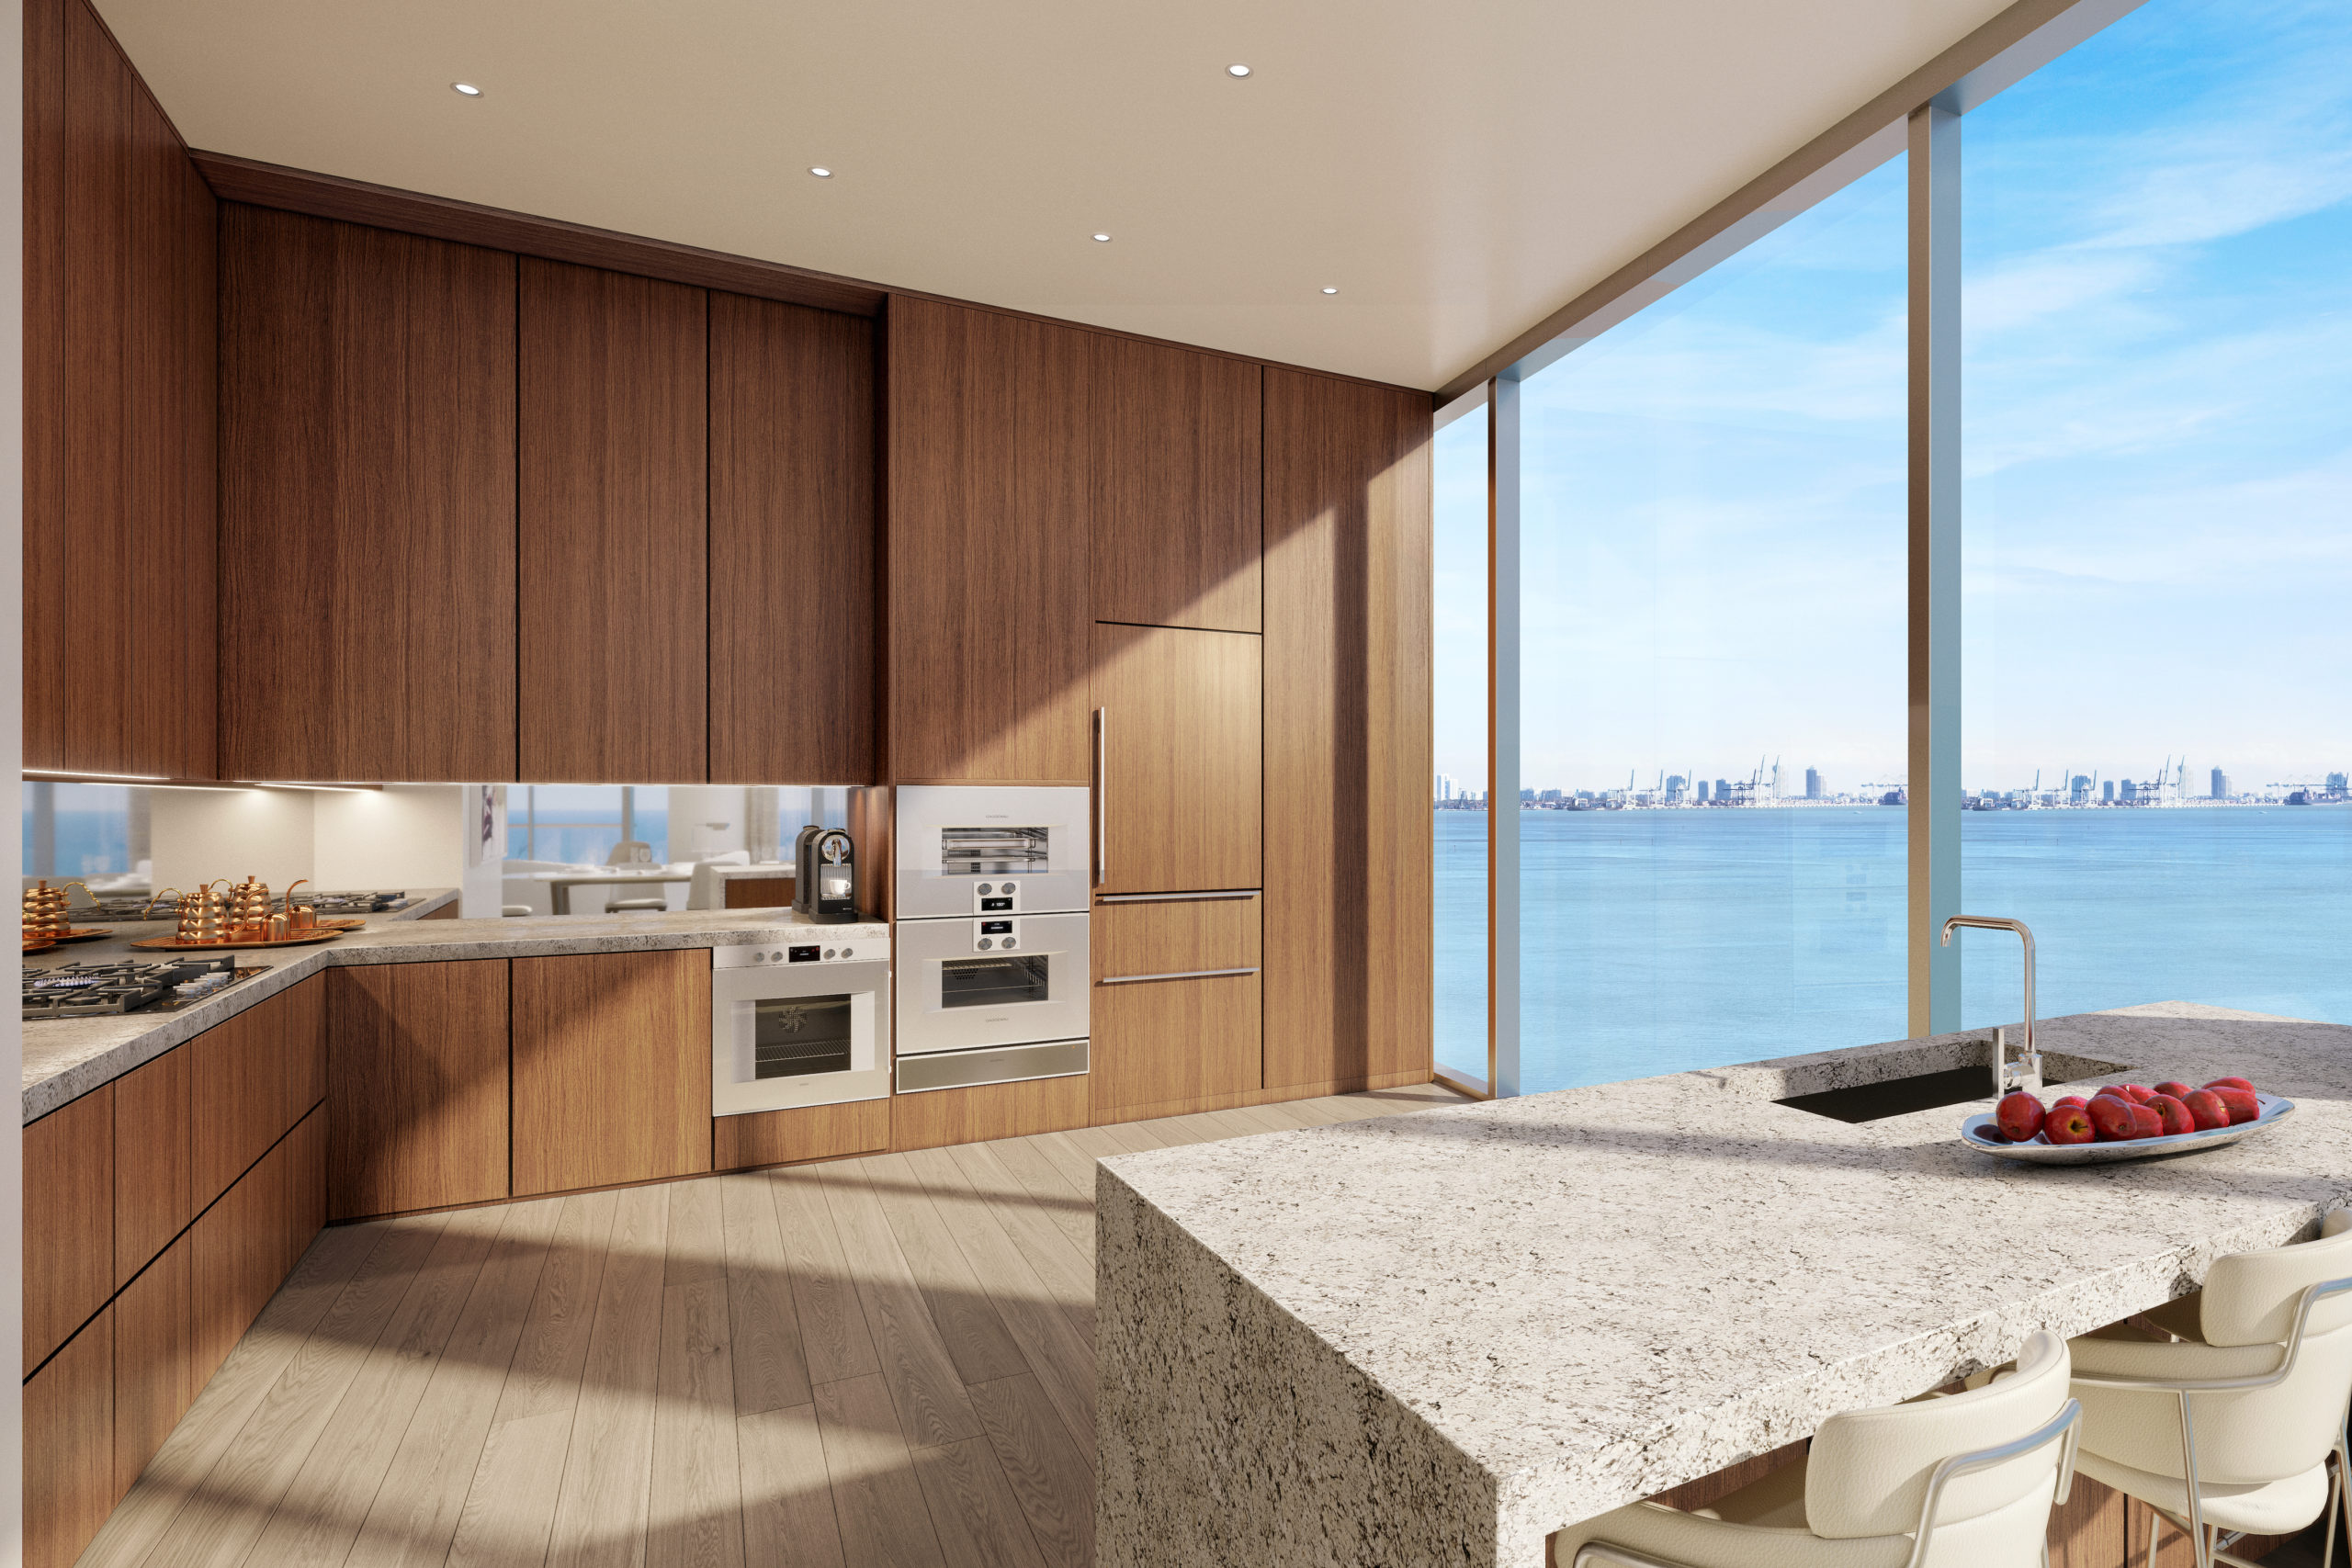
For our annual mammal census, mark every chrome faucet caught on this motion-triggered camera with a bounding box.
[1939,915,2041,1097]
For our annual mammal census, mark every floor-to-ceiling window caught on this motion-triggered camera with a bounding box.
[1432,404,1489,1086]
[1514,158,1911,1090]
[1959,0,2352,1027]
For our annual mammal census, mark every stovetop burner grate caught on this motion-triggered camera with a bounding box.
[24,957,269,1020]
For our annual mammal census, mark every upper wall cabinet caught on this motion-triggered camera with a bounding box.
[219,207,518,782]
[1091,338,1261,633]
[1261,369,1434,1095]
[519,261,708,784]
[885,296,1091,784]
[24,0,217,778]
[710,293,878,784]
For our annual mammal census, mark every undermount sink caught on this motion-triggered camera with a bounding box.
[1775,1046,2131,1123]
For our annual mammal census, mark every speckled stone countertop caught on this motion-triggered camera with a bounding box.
[23,907,888,1122]
[1096,1003,2352,1568]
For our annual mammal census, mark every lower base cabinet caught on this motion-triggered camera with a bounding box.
[715,1099,890,1170]
[328,960,512,1219]
[513,949,712,1195]
[1090,894,1263,1122]
[889,1075,1090,1153]
[26,1303,113,1568]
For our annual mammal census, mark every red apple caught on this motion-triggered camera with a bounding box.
[2131,1105,2165,1139]
[2205,1077,2256,1094]
[2154,1081,2196,1101]
[2044,1105,2097,1145]
[2087,1095,2141,1142]
[2051,1094,2090,1112]
[2183,1089,2232,1132]
[2115,1084,2156,1104]
[2211,1086,2261,1125]
[2149,1094,2196,1137]
[1996,1091,2046,1143]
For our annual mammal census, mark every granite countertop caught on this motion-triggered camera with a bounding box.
[23,907,889,1122]
[1096,1003,2352,1568]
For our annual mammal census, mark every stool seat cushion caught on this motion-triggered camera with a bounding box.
[2070,1449,2328,1538]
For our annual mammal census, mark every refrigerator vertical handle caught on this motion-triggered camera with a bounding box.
[1093,707,1107,887]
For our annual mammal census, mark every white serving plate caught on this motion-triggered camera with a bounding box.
[1961,1093,2295,1164]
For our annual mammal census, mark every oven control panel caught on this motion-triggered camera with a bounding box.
[971,918,1023,953]
[972,880,1019,914]
[716,940,886,969]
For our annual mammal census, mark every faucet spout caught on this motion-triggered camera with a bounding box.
[1939,915,2039,1096]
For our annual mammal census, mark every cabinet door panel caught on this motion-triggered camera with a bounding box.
[219,206,517,781]
[1261,371,1431,1094]
[329,961,510,1218]
[189,976,325,1211]
[114,1043,189,1288]
[1091,337,1261,632]
[114,1233,193,1495]
[887,296,1090,783]
[26,1084,113,1368]
[27,1304,114,1568]
[1091,623,1261,895]
[519,259,707,783]
[710,292,877,783]
[513,950,711,1194]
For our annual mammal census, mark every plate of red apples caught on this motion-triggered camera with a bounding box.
[1961,1077,2294,1165]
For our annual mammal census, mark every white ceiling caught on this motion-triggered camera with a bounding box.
[97,0,2017,391]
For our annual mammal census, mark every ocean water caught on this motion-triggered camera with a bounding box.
[1434,807,2352,1092]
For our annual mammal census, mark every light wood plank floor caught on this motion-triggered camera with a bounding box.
[81,1082,1471,1568]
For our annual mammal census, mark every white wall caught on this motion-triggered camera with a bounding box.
[149,786,317,895]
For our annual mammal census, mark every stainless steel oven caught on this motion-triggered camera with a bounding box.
[893,784,1092,919]
[893,910,1088,1058]
[711,939,889,1115]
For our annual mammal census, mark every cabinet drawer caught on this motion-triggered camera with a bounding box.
[26,1085,113,1369]
[26,1303,115,1568]
[1092,894,1261,981]
[115,1044,189,1288]
[189,976,326,1212]
[1091,968,1262,1122]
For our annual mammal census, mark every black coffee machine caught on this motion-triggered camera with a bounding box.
[793,826,858,923]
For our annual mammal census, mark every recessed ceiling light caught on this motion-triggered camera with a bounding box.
[809,166,832,178]
[1322,287,1339,295]
[1227,64,1251,78]
[451,82,482,96]
[1092,232,1112,243]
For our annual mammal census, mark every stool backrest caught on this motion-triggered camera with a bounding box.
[1807,1331,2074,1562]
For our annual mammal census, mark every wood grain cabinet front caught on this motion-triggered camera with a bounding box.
[25,1083,113,1370]
[513,949,712,1195]
[328,960,512,1220]
[25,1303,114,1568]
[885,295,1091,784]
[1090,896,1263,1122]
[113,1043,189,1289]
[188,975,326,1213]
[1091,622,1262,896]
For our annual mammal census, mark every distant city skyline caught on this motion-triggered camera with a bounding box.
[1432,0,2352,794]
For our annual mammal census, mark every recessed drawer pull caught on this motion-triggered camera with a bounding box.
[1098,966,1261,986]
[1094,889,1261,904]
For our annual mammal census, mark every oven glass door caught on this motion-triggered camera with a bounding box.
[895,912,1088,1055]
[712,962,888,1114]
[940,952,1053,1010]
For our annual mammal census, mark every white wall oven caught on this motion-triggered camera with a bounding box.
[710,933,889,1115]
[892,786,1090,1093]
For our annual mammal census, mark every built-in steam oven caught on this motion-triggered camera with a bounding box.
[893,785,1091,920]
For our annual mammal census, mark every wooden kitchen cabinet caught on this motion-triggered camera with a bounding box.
[25,1083,113,1369]
[218,206,518,782]
[112,1231,193,1494]
[26,1303,114,1568]
[189,975,326,1211]
[1091,622,1262,896]
[709,291,878,784]
[189,1105,323,1390]
[715,1099,891,1171]
[1261,370,1433,1095]
[885,295,1091,784]
[328,960,512,1219]
[1091,336,1261,632]
[24,0,218,777]
[519,259,708,784]
[1091,895,1262,1121]
[113,1041,189,1289]
[513,949,712,1194]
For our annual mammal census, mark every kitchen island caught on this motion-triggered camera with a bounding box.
[1096,1003,2352,1568]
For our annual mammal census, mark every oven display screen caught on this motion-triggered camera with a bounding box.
[978,919,1013,935]
[941,953,1049,1008]
[744,995,854,1079]
[980,897,1013,911]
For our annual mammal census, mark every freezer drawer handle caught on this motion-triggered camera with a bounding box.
[1097,966,1260,986]
[1094,889,1261,904]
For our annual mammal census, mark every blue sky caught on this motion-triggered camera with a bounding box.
[1435,0,2352,797]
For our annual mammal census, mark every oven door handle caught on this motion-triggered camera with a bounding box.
[1097,966,1260,986]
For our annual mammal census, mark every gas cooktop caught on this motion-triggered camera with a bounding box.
[24,957,270,1020]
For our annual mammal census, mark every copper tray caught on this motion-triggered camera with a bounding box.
[39,927,117,943]
[22,939,57,954]
[130,929,348,952]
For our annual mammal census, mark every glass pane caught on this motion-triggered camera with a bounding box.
[1519,156,1909,1091]
[1961,0,2352,1026]
[941,953,1052,1009]
[750,995,854,1078]
[1432,405,1489,1084]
